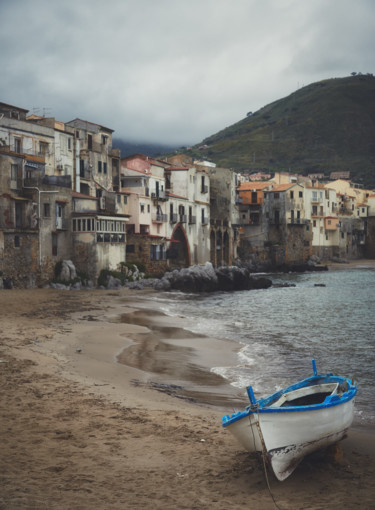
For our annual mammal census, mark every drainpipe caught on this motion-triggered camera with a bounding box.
[75,138,80,193]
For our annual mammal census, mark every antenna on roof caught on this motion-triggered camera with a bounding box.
[42,107,51,117]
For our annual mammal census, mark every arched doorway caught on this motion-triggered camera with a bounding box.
[223,230,230,265]
[216,230,223,266]
[210,230,216,265]
[168,224,190,268]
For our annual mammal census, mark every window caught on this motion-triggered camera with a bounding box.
[126,244,135,253]
[14,235,20,248]
[11,164,18,187]
[123,196,127,204]
[274,192,279,199]
[68,137,72,150]
[147,204,150,213]
[313,220,316,227]
[140,204,145,213]
[201,208,206,224]
[56,203,64,229]
[43,203,51,217]
[14,137,22,153]
[11,164,18,180]
[98,161,102,173]
[103,162,107,174]
[117,195,121,204]
[299,191,303,198]
[39,142,49,156]
[52,233,58,256]
[101,135,108,145]
[80,159,85,177]
[88,134,93,150]
[150,244,165,261]
[290,191,294,199]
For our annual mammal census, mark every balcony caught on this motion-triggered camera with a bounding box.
[179,214,187,223]
[8,144,47,162]
[151,190,168,201]
[288,218,309,225]
[188,215,196,225]
[201,185,208,194]
[152,213,168,223]
[55,217,70,230]
[170,213,178,224]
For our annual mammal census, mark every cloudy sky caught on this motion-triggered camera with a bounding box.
[1,0,374,146]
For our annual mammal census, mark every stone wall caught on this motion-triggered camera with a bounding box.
[2,232,41,287]
[126,234,167,275]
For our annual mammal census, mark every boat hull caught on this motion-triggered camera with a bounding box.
[222,369,357,481]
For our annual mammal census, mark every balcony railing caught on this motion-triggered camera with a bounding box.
[201,185,208,194]
[188,215,196,224]
[179,214,187,223]
[170,213,178,223]
[288,218,309,225]
[151,190,168,201]
[152,213,168,223]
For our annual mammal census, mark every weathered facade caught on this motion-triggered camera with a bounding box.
[72,191,129,280]
[204,166,241,266]
[263,183,312,264]
[0,103,72,286]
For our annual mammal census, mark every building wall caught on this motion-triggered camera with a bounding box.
[126,233,167,275]
[2,231,41,287]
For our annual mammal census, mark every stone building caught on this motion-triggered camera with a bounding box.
[0,102,72,287]
[71,191,129,280]
[204,166,241,266]
[236,181,273,263]
[263,183,312,264]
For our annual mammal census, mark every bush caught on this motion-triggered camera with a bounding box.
[98,269,111,287]
[119,261,146,273]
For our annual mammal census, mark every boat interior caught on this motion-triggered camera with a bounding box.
[268,382,339,408]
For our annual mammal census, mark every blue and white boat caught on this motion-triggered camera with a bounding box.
[222,360,357,481]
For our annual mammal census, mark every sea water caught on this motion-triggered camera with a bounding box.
[150,266,375,428]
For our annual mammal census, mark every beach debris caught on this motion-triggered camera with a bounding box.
[76,348,82,353]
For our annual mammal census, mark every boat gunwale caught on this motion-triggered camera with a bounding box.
[222,374,357,427]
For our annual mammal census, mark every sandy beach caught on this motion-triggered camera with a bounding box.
[0,282,374,509]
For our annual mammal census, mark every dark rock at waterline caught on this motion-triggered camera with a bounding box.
[154,262,272,293]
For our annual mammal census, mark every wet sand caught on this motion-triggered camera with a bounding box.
[0,285,374,509]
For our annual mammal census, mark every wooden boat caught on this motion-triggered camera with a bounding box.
[222,360,357,481]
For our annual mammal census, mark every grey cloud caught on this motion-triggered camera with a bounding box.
[0,0,374,145]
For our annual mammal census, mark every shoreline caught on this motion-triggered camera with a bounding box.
[1,278,374,508]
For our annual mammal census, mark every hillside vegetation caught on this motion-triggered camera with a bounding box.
[187,75,375,188]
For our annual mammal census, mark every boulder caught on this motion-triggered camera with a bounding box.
[154,263,272,293]
[57,260,77,281]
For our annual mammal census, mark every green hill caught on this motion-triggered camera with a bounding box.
[187,75,375,188]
